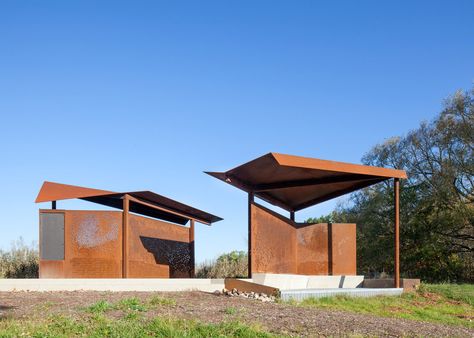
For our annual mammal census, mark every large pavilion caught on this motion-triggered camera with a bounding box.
[207,152,407,287]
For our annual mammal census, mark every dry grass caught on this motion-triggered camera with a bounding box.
[195,251,248,278]
[0,238,38,278]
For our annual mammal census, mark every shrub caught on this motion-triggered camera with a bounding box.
[195,251,248,278]
[0,238,39,278]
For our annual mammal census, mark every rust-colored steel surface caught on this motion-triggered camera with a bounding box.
[208,153,405,278]
[36,181,222,279]
[224,278,279,296]
[36,181,222,225]
[206,152,406,212]
[39,209,194,278]
[250,203,356,276]
[128,213,192,278]
[35,181,115,203]
[40,210,122,278]
[296,223,329,275]
[251,203,297,274]
[394,178,400,288]
[331,223,357,275]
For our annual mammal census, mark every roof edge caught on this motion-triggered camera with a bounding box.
[35,181,116,203]
[271,152,407,179]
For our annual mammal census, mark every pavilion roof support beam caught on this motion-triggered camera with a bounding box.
[222,174,293,212]
[127,195,209,225]
[253,174,370,192]
[294,178,386,211]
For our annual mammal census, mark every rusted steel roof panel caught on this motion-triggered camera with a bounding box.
[206,152,407,211]
[35,181,116,203]
[35,181,222,225]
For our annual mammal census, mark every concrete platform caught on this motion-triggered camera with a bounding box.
[0,278,225,292]
[281,288,404,301]
[0,275,389,296]
[363,278,420,291]
[252,273,364,290]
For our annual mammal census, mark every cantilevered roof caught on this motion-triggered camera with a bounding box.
[35,181,222,225]
[206,153,407,212]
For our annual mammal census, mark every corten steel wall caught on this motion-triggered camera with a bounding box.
[40,210,122,278]
[251,203,297,273]
[296,223,329,274]
[128,214,192,278]
[39,210,193,278]
[331,223,356,275]
[250,203,356,275]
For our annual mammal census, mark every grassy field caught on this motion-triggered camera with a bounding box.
[0,316,278,338]
[0,284,472,337]
[0,315,276,338]
[288,283,474,328]
[0,296,277,338]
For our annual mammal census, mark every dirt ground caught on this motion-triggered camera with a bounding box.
[0,291,472,337]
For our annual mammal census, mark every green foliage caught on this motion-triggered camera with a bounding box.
[289,283,474,328]
[312,87,474,282]
[419,283,474,306]
[86,300,114,314]
[223,306,238,315]
[196,250,248,278]
[0,238,39,278]
[85,296,175,317]
[305,214,334,224]
[116,297,147,312]
[149,295,176,307]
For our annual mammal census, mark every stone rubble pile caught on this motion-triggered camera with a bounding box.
[215,288,276,302]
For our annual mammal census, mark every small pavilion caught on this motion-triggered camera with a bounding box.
[35,181,222,278]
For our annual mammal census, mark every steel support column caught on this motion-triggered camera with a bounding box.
[248,192,254,278]
[189,219,195,278]
[394,178,400,288]
[290,211,295,221]
[122,194,130,278]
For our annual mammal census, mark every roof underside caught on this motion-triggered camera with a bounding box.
[36,182,222,225]
[206,153,407,212]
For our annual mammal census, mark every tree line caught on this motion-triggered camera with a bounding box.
[313,87,473,282]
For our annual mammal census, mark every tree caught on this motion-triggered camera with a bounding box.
[322,87,473,282]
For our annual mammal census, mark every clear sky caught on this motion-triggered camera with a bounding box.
[0,1,473,262]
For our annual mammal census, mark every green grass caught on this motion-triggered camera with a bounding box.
[86,300,114,314]
[116,297,147,312]
[420,283,474,306]
[85,296,176,316]
[287,283,474,328]
[224,306,238,315]
[0,315,277,337]
[148,295,176,307]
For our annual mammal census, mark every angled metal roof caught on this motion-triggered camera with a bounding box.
[206,152,407,212]
[35,181,222,225]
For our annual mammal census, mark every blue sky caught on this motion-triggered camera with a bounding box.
[0,1,473,262]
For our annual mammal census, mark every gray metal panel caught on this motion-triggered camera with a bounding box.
[40,213,65,260]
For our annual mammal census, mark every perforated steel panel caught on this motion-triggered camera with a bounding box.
[40,213,65,260]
